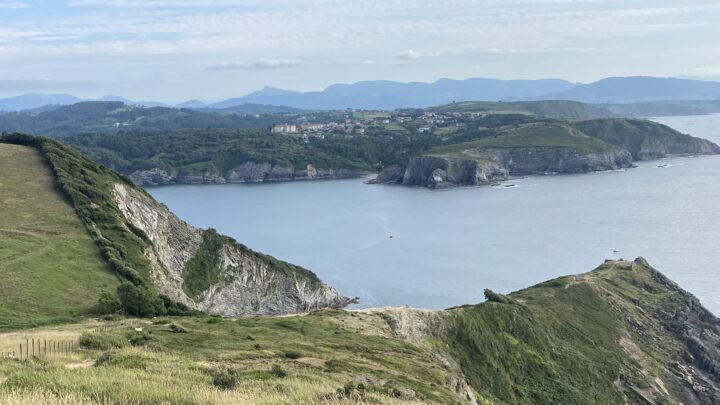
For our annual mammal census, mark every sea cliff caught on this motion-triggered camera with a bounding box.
[130,163,367,187]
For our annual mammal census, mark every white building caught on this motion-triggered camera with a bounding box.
[271,124,298,134]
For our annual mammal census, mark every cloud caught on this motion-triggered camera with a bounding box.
[0,2,30,9]
[0,78,103,93]
[687,66,720,77]
[395,49,425,60]
[66,0,248,7]
[207,59,303,71]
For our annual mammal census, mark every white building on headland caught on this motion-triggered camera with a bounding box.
[271,124,298,134]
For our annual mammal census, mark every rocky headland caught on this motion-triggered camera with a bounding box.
[373,119,720,188]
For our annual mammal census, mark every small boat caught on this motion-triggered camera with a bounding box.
[657,164,669,168]
[612,249,619,253]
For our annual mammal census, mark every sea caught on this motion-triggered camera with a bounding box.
[149,114,720,313]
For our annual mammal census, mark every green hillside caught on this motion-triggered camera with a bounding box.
[0,143,120,330]
[0,258,717,404]
[428,122,616,157]
[431,100,613,119]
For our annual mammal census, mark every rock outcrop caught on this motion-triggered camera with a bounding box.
[112,182,353,316]
[476,147,634,175]
[377,147,632,188]
[396,156,509,188]
[574,119,720,160]
[130,162,366,186]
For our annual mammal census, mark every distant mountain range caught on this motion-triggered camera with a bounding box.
[2,76,720,112]
[536,77,720,103]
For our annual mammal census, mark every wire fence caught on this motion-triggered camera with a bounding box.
[0,320,141,361]
[1,338,77,360]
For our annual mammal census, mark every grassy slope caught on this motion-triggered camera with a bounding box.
[432,100,612,119]
[428,122,616,157]
[0,144,120,330]
[445,259,704,404]
[0,259,713,404]
[0,134,331,316]
[0,311,464,404]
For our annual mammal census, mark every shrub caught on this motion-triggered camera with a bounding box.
[483,289,516,305]
[270,364,287,378]
[127,331,157,347]
[160,295,196,316]
[95,291,121,314]
[95,350,149,369]
[324,359,346,373]
[337,382,366,399]
[116,282,166,317]
[152,318,171,325]
[79,332,128,350]
[206,317,222,324]
[169,323,188,333]
[284,351,303,359]
[212,368,239,390]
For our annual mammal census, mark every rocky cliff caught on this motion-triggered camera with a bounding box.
[476,146,633,175]
[375,147,632,188]
[374,118,718,188]
[574,119,720,160]
[395,155,509,188]
[130,162,366,187]
[0,134,353,318]
[112,182,353,316]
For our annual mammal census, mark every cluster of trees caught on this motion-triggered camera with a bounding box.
[97,283,196,317]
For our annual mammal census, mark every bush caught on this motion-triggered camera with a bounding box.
[337,382,366,399]
[79,332,128,350]
[95,291,121,314]
[159,295,196,316]
[116,282,166,317]
[212,368,239,390]
[95,350,149,369]
[483,289,516,305]
[127,331,157,347]
[206,317,222,324]
[169,323,188,333]
[152,318,171,325]
[270,364,287,378]
[324,359,346,373]
[284,351,303,359]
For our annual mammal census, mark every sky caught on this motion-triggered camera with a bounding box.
[1,0,719,103]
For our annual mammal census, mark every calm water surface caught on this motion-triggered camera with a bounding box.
[149,114,720,313]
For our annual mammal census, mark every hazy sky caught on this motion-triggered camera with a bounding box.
[1,0,719,102]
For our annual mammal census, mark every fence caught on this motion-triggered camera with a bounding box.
[1,338,77,360]
[0,320,140,361]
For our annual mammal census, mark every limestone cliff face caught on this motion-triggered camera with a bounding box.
[130,162,366,186]
[399,155,509,188]
[382,147,632,188]
[111,182,352,316]
[475,147,634,175]
[574,119,720,160]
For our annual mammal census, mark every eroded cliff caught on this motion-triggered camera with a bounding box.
[112,182,353,316]
[130,162,366,186]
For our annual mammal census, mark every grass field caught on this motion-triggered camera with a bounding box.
[0,310,465,404]
[0,144,120,331]
[428,122,615,157]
